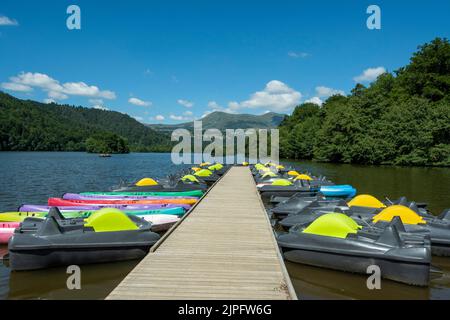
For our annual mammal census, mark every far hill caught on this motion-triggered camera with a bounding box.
[147,111,286,133]
[0,92,171,152]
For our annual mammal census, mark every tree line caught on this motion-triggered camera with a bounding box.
[279,38,450,166]
[0,92,172,153]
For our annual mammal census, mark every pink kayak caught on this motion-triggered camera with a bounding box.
[0,222,20,244]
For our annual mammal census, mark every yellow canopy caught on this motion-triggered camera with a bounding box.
[195,169,213,177]
[254,163,266,171]
[372,205,426,225]
[181,175,200,183]
[294,174,313,181]
[303,213,361,239]
[347,194,386,209]
[262,172,278,178]
[199,162,211,167]
[271,179,293,186]
[135,178,158,186]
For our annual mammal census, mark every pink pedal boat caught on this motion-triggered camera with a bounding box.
[0,222,21,244]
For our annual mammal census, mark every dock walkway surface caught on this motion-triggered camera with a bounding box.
[107,166,297,300]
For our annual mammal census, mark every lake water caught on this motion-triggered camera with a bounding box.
[0,152,449,299]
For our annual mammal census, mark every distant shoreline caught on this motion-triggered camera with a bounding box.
[0,151,448,168]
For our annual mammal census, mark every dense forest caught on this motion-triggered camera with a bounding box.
[85,133,130,154]
[279,38,450,166]
[0,93,172,153]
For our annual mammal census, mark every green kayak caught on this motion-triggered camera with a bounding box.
[81,190,204,197]
[0,207,186,222]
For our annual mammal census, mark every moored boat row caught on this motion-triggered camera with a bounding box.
[251,161,449,287]
[0,163,229,271]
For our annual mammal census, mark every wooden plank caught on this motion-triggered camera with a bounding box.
[107,166,297,300]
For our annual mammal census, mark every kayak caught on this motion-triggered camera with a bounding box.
[1,207,186,223]
[19,203,191,212]
[62,193,199,201]
[48,197,198,206]
[8,208,161,271]
[277,213,431,286]
[319,185,357,198]
[81,190,204,197]
[0,212,47,222]
[0,222,21,244]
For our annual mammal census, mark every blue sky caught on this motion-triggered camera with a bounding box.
[0,0,449,123]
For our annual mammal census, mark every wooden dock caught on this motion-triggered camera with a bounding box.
[107,166,297,300]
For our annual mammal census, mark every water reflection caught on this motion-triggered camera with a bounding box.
[6,259,139,300]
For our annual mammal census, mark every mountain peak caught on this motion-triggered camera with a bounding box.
[147,111,286,133]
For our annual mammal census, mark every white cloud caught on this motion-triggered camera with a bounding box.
[169,114,184,121]
[154,115,165,121]
[288,51,309,58]
[43,98,55,104]
[62,82,115,99]
[169,112,195,121]
[227,101,240,111]
[48,90,68,100]
[128,97,152,107]
[229,80,301,112]
[202,101,238,117]
[305,97,323,106]
[353,67,386,82]
[177,99,194,108]
[1,82,32,92]
[10,72,61,91]
[207,101,221,109]
[89,99,103,105]
[93,105,109,111]
[2,72,116,100]
[132,115,144,122]
[315,86,345,98]
[0,16,18,26]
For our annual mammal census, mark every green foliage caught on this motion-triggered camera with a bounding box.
[85,133,130,154]
[279,38,450,167]
[0,93,173,152]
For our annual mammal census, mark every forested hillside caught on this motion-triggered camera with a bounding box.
[0,93,172,153]
[279,38,450,166]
